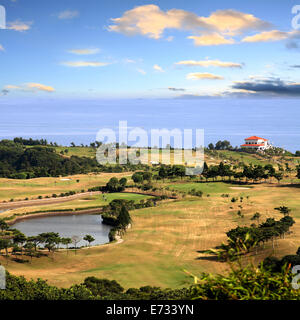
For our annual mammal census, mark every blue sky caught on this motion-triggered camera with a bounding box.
[0,0,300,99]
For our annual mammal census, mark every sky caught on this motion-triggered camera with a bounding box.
[0,0,300,100]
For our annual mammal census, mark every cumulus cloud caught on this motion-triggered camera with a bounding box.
[153,64,164,72]
[68,48,100,55]
[201,9,271,35]
[187,33,235,46]
[186,72,224,80]
[58,10,79,20]
[7,20,32,31]
[61,61,109,67]
[3,83,55,93]
[108,4,209,39]
[108,5,271,46]
[242,30,293,43]
[175,59,242,68]
[232,77,300,96]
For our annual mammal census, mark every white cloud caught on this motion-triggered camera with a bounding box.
[58,10,79,20]
[0,45,4,51]
[242,30,300,43]
[176,59,242,68]
[186,72,224,80]
[153,64,164,72]
[124,58,136,64]
[61,61,109,67]
[108,5,270,46]
[200,9,271,35]
[4,83,55,93]
[7,20,32,32]
[187,33,235,46]
[27,83,55,92]
[68,48,100,55]
[137,68,146,75]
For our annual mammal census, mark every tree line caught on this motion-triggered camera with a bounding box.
[206,206,295,261]
[0,221,96,262]
[0,140,150,179]
[1,261,299,300]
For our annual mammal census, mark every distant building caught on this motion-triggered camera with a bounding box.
[241,136,272,151]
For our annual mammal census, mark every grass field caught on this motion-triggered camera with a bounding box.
[2,193,153,217]
[43,145,286,168]
[0,172,131,202]
[2,180,300,290]
[165,181,251,195]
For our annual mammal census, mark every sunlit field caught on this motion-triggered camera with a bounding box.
[2,180,299,289]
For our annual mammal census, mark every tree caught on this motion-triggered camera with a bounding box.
[142,171,152,183]
[251,212,261,225]
[119,177,127,187]
[13,232,27,257]
[273,172,283,184]
[106,177,125,192]
[158,166,168,182]
[275,206,291,217]
[208,143,215,150]
[24,242,35,262]
[71,236,81,255]
[27,236,41,251]
[83,277,124,296]
[38,232,60,258]
[0,239,11,257]
[61,238,72,253]
[83,235,95,247]
[132,172,143,184]
[0,219,9,232]
[117,206,132,232]
[215,140,232,150]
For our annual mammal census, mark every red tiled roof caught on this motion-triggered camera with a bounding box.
[245,136,268,141]
[241,144,265,147]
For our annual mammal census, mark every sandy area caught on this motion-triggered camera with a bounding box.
[230,187,250,190]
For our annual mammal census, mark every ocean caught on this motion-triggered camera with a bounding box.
[0,98,299,152]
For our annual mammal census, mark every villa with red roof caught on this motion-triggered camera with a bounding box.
[241,136,272,151]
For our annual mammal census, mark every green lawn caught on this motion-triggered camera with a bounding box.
[0,172,131,201]
[4,193,153,216]
[166,181,244,195]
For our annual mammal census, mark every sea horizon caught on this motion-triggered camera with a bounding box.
[0,98,299,152]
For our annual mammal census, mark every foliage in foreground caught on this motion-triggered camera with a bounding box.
[189,263,299,300]
[1,263,299,300]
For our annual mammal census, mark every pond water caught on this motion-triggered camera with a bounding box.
[13,214,112,247]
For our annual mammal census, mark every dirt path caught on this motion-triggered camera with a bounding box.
[0,187,178,211]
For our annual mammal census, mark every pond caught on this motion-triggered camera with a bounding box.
[13,214,112,247]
